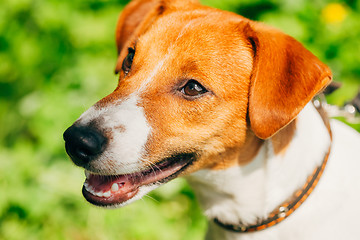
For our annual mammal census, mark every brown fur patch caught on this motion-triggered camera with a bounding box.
[208,130,264,170]
[271,120,297,155]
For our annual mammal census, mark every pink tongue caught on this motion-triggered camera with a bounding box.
[87,174,133,192]
[85,159,187,195]
[83,173,141,205]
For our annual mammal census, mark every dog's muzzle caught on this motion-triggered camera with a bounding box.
[63,124,107,167]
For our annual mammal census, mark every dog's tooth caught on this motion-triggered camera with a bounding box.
[103,191,111,198]
[111,183,119,192]
[85,170,90,179]
[88,186,96,195]
[84,183,91,192]
[96,191,104,197]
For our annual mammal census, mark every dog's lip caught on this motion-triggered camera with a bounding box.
[82,153,196,206]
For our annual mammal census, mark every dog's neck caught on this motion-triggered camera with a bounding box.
[186,102,331,233]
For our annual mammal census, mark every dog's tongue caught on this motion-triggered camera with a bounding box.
[83,173,140,205]
[86,174,132,192]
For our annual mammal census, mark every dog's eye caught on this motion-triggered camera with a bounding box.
[181,80,208,97]
[122,48,135,75]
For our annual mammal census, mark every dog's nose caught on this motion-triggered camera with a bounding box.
[63,125,107,166]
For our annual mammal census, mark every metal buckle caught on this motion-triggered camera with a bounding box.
[314,94,360,124]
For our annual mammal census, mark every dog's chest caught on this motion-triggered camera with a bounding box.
[189,114,360,240]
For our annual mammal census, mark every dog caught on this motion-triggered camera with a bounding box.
[63,0,360,239]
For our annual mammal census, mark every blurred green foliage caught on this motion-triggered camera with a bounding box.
[0,0,359,239]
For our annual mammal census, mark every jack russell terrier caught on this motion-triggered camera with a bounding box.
[63,0,360,239]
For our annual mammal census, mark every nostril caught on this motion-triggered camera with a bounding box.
[63,125,107,166]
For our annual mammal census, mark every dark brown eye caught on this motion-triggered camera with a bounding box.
[122,48,135,75]
[181,80,208,97]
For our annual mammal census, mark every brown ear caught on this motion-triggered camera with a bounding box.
[114,0,165,73]
[246,22,332,139]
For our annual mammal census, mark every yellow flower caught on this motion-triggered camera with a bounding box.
[322,3,347,24]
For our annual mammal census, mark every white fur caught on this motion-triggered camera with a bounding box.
[77,96,151,175]
[137,56,168,93]
[187,103,360,239]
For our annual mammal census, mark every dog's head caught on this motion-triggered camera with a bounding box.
[63,0,331,207]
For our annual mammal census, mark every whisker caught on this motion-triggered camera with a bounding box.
[143,194,159,203]
[142,159,164,176]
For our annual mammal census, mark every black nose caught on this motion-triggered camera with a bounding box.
[63,124,107,166]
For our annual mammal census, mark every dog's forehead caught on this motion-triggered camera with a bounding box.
[139,11,248,52]
[128,12,253,93]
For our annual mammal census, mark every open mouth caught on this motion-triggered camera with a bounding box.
[82,153,196,206]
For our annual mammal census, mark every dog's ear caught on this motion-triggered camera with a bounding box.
[114,0,165,73]
[246,22,332,139]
